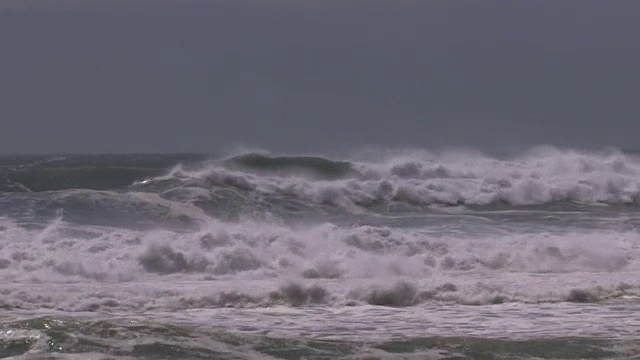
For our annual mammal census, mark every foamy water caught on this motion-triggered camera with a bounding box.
[1,148,640,358]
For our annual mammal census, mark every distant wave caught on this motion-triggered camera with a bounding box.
[224,153,361,180]
[134,147,640,210]
[4,148,640,209]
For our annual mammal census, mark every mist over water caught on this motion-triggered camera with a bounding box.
[1,146,640,358]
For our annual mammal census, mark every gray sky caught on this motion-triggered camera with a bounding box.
[1,0,639,154]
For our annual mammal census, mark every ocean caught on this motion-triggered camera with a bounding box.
[1,147,639,359]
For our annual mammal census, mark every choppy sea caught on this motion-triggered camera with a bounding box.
[1,147,639,359]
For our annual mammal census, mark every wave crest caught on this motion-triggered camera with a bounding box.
[150,147,640,209]
[225,153,360,180]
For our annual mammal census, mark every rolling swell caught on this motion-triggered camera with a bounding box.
[224,153,360,180]
[0,154,206,192]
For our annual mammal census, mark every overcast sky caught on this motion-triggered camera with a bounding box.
[1,0,639,154]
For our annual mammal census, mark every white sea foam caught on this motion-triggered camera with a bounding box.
[1,212,638,312]
[155,147,640,209]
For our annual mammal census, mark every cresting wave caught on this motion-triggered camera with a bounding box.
[1,214,638,312]
[3,147,640,209]
[132,147,640,210]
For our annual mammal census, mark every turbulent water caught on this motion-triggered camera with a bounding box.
[1,147,640,359]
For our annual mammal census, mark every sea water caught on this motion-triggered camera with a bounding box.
[1,147,639,359]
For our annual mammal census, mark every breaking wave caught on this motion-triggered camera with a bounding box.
[1,211,638,313]
[4,147,640,211]
[126,147,640,211]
